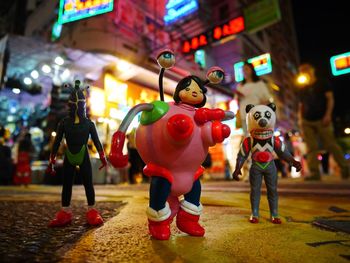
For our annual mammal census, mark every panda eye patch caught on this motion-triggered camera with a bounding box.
[265,111,271,119]
[253,112,261,120]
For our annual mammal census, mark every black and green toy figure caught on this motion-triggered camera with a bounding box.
[46,80,107,227]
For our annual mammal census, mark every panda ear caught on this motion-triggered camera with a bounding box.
[267,103,276,112]
[245,104,255,113]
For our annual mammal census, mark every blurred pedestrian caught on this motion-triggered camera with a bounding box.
[284,132,295,177]
[235,61,273,135]
[127,132,146,184]
[14,132,35,186]
[0,126,13,185]
[297,63,349,180]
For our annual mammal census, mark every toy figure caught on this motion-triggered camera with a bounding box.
[232,103,302,224]
[46,80,107,227]
[109,50,234,240]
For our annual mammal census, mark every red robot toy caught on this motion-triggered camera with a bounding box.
[109,50,235,240]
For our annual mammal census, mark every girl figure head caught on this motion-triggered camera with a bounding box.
[173,75,207,108]
[156,49,224,108]
[242,61,260,84]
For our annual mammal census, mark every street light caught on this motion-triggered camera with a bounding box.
[31,70,39,79]
[12,88,21,94]
[54,56,64,66]
[296,73,309,85]
[345,128,350,135]
[23,77,32,85]
[42,64,51,74]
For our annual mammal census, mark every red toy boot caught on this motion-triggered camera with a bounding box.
[147,203,172,240]
[49,209,72,227]
[176,200,205,237]
[86,208,104,226]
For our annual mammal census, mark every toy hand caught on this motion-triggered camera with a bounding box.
[194,108,225,125]
[232,169,241,181]
[292,160,302,172]
[109,131,129,168]
[46,162,56,176]
[98,151,108,170]
[46,154,56,176]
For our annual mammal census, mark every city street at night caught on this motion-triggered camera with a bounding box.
[1,0,350,262]
[1,179,349,262]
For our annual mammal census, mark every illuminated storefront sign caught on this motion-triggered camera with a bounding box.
[234,53,272,82]
[182,16,245,54]
[330,52,350,76]
[164,0,199,25]
[58,0,114,24]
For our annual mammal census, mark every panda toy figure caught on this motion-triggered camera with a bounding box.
[232,103,301,224]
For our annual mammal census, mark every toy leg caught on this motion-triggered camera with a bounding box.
[62,158,76,207]
[147,176,172,240]
[264,164,281,224]
[79,153,95,206]
[80,153,103,226]
[249,164,263,222]
[49,158,74,227]
[177,179,205,236]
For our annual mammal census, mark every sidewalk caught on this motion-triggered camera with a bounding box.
[0,183,349,262]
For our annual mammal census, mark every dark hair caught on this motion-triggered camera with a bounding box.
[18,133,33,152]
[68,89,86,121]
[242,61,260,84]
[173,75,207,108]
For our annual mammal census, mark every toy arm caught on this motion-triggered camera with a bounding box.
[90,121,107,170]
[232,137,251,180]
[46,120,64,175]
[223,111,235,121]
[109,103,154,168]
[274,137,302,172]
[51,120,64,157]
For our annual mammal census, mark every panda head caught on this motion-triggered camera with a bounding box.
[246,103,276,139]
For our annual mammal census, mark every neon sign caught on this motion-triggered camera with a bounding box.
[51,22,62,41]
[330,52,350,76]
[194,49,206,68]
[182,16,245,53]
[58,0,114,24]
[234,53,272,82]
[164,0,199,25]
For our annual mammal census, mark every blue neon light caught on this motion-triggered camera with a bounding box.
[51,21,62,41]
[164,0,198,25]
[234,53,272,82]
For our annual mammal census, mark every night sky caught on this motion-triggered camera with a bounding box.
[291,1,350,121]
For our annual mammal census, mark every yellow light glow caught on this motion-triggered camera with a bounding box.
[345,128,350,134]
[89,87,106,117]
[108,119,118,130]
[117,60,132,73]
[296,74,309,85]
[104,74,128,104]
[51,131,57,137]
